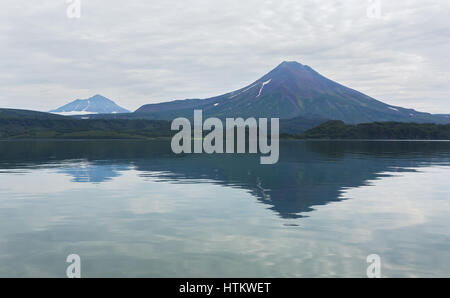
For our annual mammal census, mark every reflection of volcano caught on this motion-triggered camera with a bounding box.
[129,141,450,218]
[59,161,131,183]
[1,140,449,219]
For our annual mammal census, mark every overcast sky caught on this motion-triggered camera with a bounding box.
[2,0,450,113]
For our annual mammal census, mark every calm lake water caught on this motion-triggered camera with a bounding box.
[0,140,450,277]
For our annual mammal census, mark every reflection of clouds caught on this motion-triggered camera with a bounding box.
[334,167,450,231]
[128,195,176,214]
[0,169,76,195]
[294,166,450,277]
[126,179,250,215]
[1,162,450,277]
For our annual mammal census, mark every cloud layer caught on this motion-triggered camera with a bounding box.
[2,0,450,113]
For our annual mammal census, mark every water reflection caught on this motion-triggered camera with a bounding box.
[1,140,450,277]
[59,162,131,183]
[1,140,450,219]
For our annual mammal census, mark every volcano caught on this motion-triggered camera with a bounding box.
[135,61,449,124]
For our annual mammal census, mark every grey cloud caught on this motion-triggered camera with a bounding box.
[1,0,449,113]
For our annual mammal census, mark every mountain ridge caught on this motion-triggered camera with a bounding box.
[136,61,450,124]
[50,94,130,115]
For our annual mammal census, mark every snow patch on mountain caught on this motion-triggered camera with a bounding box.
[54,111,98,116]
[257,79,271,97]
[229,83,259,99]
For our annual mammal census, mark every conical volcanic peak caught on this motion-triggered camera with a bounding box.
[50,95,130,115]
[136,61,449,124]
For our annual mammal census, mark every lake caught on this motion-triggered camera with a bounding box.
[0,139,450,277]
